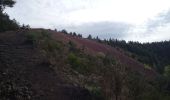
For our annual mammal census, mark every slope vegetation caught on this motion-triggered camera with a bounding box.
[0,29,168,100]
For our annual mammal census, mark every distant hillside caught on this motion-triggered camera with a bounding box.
[101,39,170,73]
[0,29,170,100]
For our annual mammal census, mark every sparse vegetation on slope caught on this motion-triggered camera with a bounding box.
[0,29,170,100]
[1,0,170,99]
[100,39,170,74]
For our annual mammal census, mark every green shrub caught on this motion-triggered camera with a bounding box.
[68,53,91,74]
[164,65,170,78]
[42,39,60,52]
[26,32,42,44]
[144,64,152,70]
[85,84,104,100]
[68,53,82,72]
[68,53,81,69]
[25,31,63,54]
[26,32,37,44]
[103,55,116,66]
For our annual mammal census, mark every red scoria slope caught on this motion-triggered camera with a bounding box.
[0,29,158,100]
[0,30,93,100]
[48,29,158,79]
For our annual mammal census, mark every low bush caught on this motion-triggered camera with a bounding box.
[68,53,91,74]
[85,84,104,100]
[26,31,49,44]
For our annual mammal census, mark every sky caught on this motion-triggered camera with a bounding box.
[5,0,170,42]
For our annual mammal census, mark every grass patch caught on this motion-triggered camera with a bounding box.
[41,39,61,52]
[26,31,50,45]
[144,64,152,70]
[68,53,92,75]
[85,84,104,100]
[25,30,61,52]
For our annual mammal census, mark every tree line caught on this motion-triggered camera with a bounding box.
[0,0,20,32]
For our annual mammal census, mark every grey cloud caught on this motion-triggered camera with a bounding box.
[65,22,131,39]
[7,0,170,42]
[5,0,89,27]
[147,10,170,31]
[5,0,131,40]
[125,10,170,42]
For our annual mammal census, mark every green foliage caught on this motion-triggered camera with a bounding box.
[85,84,104,100]
[100,39,170,74]
[26,31,49,44]
[26,31,61,52]
[26,32,39,44]
[68,53,81,69]
[68,53,91,74]
[42,39,60,52]
[0,0,19,32]
[144,64,152,70]
[164,65,170,79]
[0,12,19,32]
[0,0,16,11]
[96,52,105,59]
[125,71,170,100]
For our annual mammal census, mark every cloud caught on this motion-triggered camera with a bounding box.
[147,10,170,31]
[5,0,89,27]
[64,22,131,39]
[145,10,170,42]
[4,0,170,42]
[5,0,132,40]
[125,10,170,42]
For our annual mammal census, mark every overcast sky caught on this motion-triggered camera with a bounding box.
[5,0,170,42]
